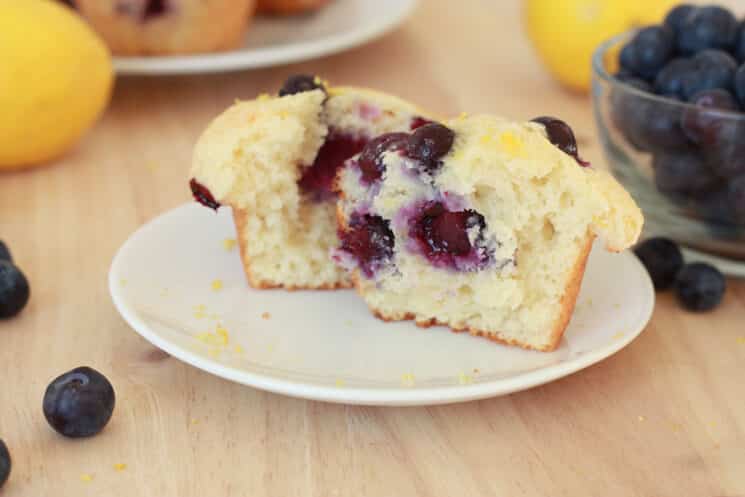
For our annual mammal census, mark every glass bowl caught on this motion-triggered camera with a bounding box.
[592,33,745,275]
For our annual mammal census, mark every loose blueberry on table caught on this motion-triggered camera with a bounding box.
[0,439,9,489]
[0,240,11,262]
[43,367,116,438]
[633,237,684,290]
[675,262,726,311]
[0,260,30,319]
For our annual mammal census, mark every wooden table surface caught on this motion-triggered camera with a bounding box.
[2,1,745,495]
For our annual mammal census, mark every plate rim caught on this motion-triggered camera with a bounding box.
[113,0,418,75]
[109,203,655,406]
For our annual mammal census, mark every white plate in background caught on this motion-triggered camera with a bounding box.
[109,203,655,405]
[113,0,417,75]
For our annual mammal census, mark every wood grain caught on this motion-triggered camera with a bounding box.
[2,1,744,495]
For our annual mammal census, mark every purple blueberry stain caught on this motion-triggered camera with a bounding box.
[405,200,494,272]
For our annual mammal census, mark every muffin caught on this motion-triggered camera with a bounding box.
[256,0,330,15]
[334,116,643,351]
[69,0,255,55]
[190,75,430,289]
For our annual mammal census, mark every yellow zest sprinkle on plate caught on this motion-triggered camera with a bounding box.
[401,373,415,387]
[211,279,223,291]
[612,331,625,340]
[193,304,207,319]
[113,463,127,472]
[196,325,229,347]
[234,344,245,355]
[222,238,237,251]
[457,372,474,385]
[335,378,346,387]
[190,418,200,426]
[80,474,94,483]
[119,278,127,287]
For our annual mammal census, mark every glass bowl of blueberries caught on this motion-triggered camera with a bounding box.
[592,4,745,275]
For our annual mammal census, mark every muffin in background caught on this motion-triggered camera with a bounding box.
[256,0,330,15]
[66,0,256,55]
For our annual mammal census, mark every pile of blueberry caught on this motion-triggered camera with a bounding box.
[613,4,745,225]
[634,237,726,311]
[0,241,30,319]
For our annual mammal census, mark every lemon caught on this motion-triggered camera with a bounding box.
[0,0,113,170]
[525,0,678,93]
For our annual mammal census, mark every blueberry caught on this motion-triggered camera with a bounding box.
[338,214,394,279]
[689,185,737,225]
[637,102,689,152]
[737,23,745,62]
[407,123,455,173]
[654,58,696,100]
[703,120,745,178]
[143,0,167,19]
[664,4,697,35]
[43,367,115,438]
[735,64,745,106]
[677,6,738,55]
[278,74,326,97]
[530,116,588,166]
[682,50,738,100]
[652,150,718,193]
[0,440,9,489]
[634,237,684,290]
[681,88,739,146]
[0,241,11,262]
[611,77,654,150]
[357,132,408,183]
[728,175,745,223]
[611,78,689,152]
[619,26,675,80]
[674,262,726,311]
[189,178,221,211]
[0,261,29,319]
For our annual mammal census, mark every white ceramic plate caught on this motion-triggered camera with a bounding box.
[109,203,655,406]
[113,0,417,75]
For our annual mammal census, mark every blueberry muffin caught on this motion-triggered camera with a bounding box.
[335,116,643,351]
[189,75,643,351]
[256,0,329,15]
[190,75,431,289]
[69,0,255,55]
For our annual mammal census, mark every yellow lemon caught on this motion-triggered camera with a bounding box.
[632,0,680,25]
[0,0,113,170]
[526,0,678,93]
[525,0,637,93]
